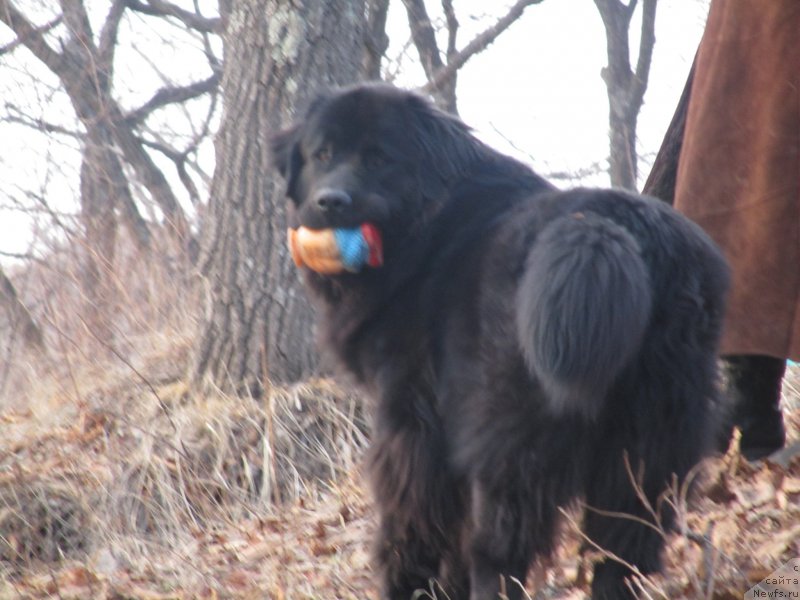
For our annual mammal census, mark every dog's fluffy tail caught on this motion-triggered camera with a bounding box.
[516,211,653,420]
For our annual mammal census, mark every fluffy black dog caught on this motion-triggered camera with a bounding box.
[270,83,729,600]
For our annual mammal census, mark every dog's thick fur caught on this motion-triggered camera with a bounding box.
[270,84,729,600]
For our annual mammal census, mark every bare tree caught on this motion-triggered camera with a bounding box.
[0,0,220,343]
[594,0,657,189]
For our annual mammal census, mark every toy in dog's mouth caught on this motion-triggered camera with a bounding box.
[287,223,383,274]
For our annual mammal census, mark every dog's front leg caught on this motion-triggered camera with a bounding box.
[368,418,467,599]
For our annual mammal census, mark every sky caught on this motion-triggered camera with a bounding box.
[0,0,709,259]
[398,0,709,185]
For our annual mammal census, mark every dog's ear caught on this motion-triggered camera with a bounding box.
[268,123,304,201]
[269,123,300,178]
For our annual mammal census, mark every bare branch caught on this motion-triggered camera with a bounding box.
[126,0,221,33]
[441,0,457,61]
[3,183,80,239]
[3,103,83,139]
[107,102,190,238]
[630,0,657,109]
[401,0,445,82]
[125,72,220,125]
[140,136,201,204]
[98,0,127,70]
[195,0,221,73]
[0,250,43,262]
[0,0,65,73]
[0,14,61,56]
[421,0,544,96]
[401,0,461,112]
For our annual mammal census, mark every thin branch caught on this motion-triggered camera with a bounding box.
[98,0,127,70]
[421,0,544,95]
[139,136,201,204]
[6,185,80,239]
[0,250,39,262]
[3,104,84,139]
[125,72,220,125]
[195,0,221,73]
[125,0,221,33]
[442,0,458,61]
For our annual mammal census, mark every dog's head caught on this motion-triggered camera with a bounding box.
[269,83,481,237]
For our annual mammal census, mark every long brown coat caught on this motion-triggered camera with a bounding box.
[674,0,800,360]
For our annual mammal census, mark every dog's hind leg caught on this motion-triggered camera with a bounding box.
[583,343,719,600]
[466,458,565,600]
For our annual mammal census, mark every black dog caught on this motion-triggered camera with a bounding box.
[270,84,729,600]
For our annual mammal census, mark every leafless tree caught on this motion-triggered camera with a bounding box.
[0,0,221,345]
[594,0,657,189]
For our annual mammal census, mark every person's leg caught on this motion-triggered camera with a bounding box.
[722,354,786,460]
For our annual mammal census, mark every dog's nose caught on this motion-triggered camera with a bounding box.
[314,188,352,212]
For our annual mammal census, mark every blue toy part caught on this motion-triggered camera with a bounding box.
[334,227,369,272]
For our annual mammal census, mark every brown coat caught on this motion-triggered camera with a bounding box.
[674,0,800,360]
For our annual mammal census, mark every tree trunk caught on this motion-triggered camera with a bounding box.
[193,0,367,392]
[79,135,119,346]
[364,0,390,80]
[0,267,44,351]
[594,0,658,190]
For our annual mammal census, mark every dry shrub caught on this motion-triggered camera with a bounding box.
[105,378,369,542]
[0,230,199,407]
[0,480,94,567]
[0,374,370,579]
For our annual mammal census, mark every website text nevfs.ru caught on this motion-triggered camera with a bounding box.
[751,590,800,599]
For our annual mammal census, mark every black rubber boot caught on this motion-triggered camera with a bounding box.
[722,354,787,461]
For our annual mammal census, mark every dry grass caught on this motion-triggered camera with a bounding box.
[2,348,797,599]
[0,359,371,598]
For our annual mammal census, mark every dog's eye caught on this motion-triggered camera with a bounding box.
[314,146,332,164]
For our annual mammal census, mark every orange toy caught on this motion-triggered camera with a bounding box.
[287,223,383,275]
